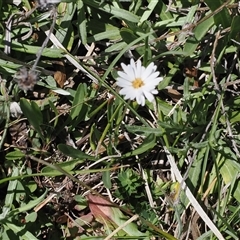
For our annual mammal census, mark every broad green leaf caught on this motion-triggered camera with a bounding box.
[183,15,214,56]
[0,168,114,185]
[84,0,139,23]
[204,0,231,28]
[158,65,179,90]
[55,2,76,50]
[219,158,240,202]
[233,181,240,203]
[0,41,63,58]
[157,98,174,116]
[4,168,19,207]
[36,80,71,95]
[220,159,237,185]
[126,125,163,136]
[20,99,44,140]
[13,190,47,214]
[70,83,87,120]
[187,148,204,190]
[102,171,111,189]
[229,15,240,42]
[58,143,95,160]
[88,26,120,42]
[41,159,84,173]
[77,0,87,44]
[26,181,37,193]
[156,0,174,21]
[0,169,19,221]
[105,42,127,52]
[228,111,240,124]
[5,150,25,160]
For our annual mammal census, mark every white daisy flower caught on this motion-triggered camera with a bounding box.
[116,59,163,106]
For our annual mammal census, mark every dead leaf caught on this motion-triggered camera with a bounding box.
[53,61,66,88]
[87,194,114,224]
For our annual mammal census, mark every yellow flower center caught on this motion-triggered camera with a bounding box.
[132,78,144,89]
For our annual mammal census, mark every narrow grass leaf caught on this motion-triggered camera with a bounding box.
[122,134,156,157]
[139,0,158,25]
[4,223,38,240]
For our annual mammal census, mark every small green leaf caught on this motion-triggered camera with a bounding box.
[25,212,37,223]
[122,134,156,157]
[139,0,158,24]
[26,181,37,193]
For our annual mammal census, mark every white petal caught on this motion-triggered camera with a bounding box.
[117,80,132,88]
[120,62,128,72]
[148,72,161,81]
[135,60,142,77]
[119,88,136,100]
[136,94,145,106]
[130,59,136,69]
[151,89,158,94]
[121,62,135,79]
[145,77,163,87]
[142,62,155,79]
[127,66,136,80]
[143,91,154,102]
[117,71,131,81]
[10,102,22,118]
